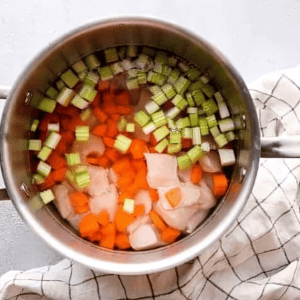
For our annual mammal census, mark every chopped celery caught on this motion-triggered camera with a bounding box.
[48,123,60,132]
[218,149,236,167]
[187,145,203,163]
[199,116,209,135]
[174,76,191,95]
[56,79,66,91]
[127,45,138,57]
[72,60,87,74]
[178,61,190,72]
[186,68,201,81]
[188,79,204,92]
[111,62,124,75]
[155,138,169,153]
[78,70,88,80]
[219,118,235,132]
[186,92,195,107]
[84,71,99,87]
[32,173,45,185]
[202,98,219,116]
[176,117,190,129]
[37,146,52,161]
[167,118,177,130]
[84,54,101,70]
[161,83,176,99]
[167,56,178,67]
[153,125,170,142]
[206,114,218,128]
[152,110,167,127]
[66,152,81,166]
[40,189,55,204]
[145,101,160,114]
[66,169,76,184]
[187,107,198,114]
[183,127,193,139]
[118,116,127,131]
[150,85,168,105]
[147,71,167,86]
[143,122,156,135]
[225,131,236,142]
[37,98,56,113]
[114,134,132,153]
[79,84,97,102]
[168,143,182,154]
[118,46,127,59]
[177,154,192,170]
[137,72,147,84]
[142,46,156,57]
[166,106,180,120]
[199,74,209,84]
[134,111,151,127]
[201,83,216,97]
[37,161,51,177]
[172,94,188,111]
[210,126,221,137]
[214,91,224,103]
[201,142,210,152]
[189,113,198,127]
[126,78,139,90]
[121,59,134,71]
[214,134,228,148]
[76,170,90,189]
[99,65,113,81]
[153,62,163,74]
[71,95,89,109]
[45,132,61,149]
[80,108,91,121]
[155,51,168,64]
[218,101,230,119]
[28,139,41,151]
[162,65,172,76]
[104,47,118,63]
[60,69,79,89]
[123,198,135,214]
[136,54,150,69]
[128,69,139,78]
[192,127,201,145]
[126,123,135,132]
[45,86,58,100]
[170,131,181,144]
[75,126,89,142]
[56,87,76,107]
[192,90,205,106]
[167,68,181,85]
[30,119,39,132]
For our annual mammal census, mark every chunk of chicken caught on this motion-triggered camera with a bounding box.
[89,184,118,222]
[107,168,119,184]
[134,189,152,215]
[197,179,217,210]
[127,215,151,235]
[178,168,192,183]
[144,153,180,188]
[198,151,222,173]
[185,209,210,234]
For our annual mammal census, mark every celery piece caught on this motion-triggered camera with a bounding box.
[123,198,135,214]
[145,101,160,115]
[198,107,205,116]
[80,108,91,121]
[168,143,182,154]
[214,91,224,103]
[40,189,55,204]
[175,118,184,129]
[155,51,168,64]
[183,127,193,139]
[186,92,195,107]
[104,47,118,63]
[186,68,201,81]
[218,101,230,119]
[161,83,176,99]
[200,73,210,84]
[153,125,170,142]
[167,118,177,130]
[99,65,113,81]
[192,127,201,145]
[143,122,156,135]
[199,116,209,136]
[201,83,216,98]
[136,53,150,69]
[187,107,198,114]
[127,78,139,90]
[201,142,211,152]
[76,126,89,142]
[66,169,76,185]
[192,90,205,106]
[76,171,91,189]
[84,71,99,88]
[188,79,204,92]
[78,70,88,80]
[142,47,156,57]
[114,134,132,153]
[162,65,172,76]
[177,154,192,170]
[37,98,56,113]
[147,71,167,86]
[172,94,188,111]
[174,76,191,95]
[118,46,127,59]
[128,69,139,78]
[45,86,58,100]
[153,62,163,74]
[126,123,135,133]
[127,45,138,57]
[225,131,236,142]
[214,134,228,148]
[137,71,147,85]
[155,138,169,153]
[167,56,178,67]
[72,60,88,74]
[167,68,181,85]
[121,58,134,71]
[71,95,89,110]
[206,114,218,128]
[60,69,79,89]
[118,116,127,131]
[84,54,101,70]
[170,131,181,144]
[134,111,151,127]
[219,118,235,132]
[152,110,167,127]
[165,106,180,119]
[202,98,219,116]
[56,79,66,91]
[210,126,221,138]
[48,123,60,132]
[66,152,81,166]
[189,113,198,127]
[111,62,124,75]
[150,85,168,105]
[28,139,41,151]
[182,117,191,128]
[187,145,203,163]
[37,161,51,177]
[56,87,75,107]
[30,119,39,132]
[45,132,61,149]
[37,146,52,161]
[79,84,97,102]
[218,149,236,167]
[74,165,89,175]
[32,173,45,185]
[178,61,190,72]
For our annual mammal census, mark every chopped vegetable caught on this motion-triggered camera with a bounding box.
[152,110,167,127]
[45,132,61,149]
[187,145,203,163]
[60,69,79,88]
[84,54,101,70]
[37,146,52,161]
[177,154,192,170]
[30,119,39,132]
[165,187,182,207]
[155,138,169,153]
[37,98,56,113]
[190,164,203,184]
[75,126,89,142]
[79,213,99,238]
[153,125,170,142]
[123,198,135,214]
[134,111,151,127]
[161,227,181,243]
[149,210,167,231]
[212,173,228,196]
[28,139,42,151]
[37,161,51,177]
[114,134,132,153]
[39,189,55,204]
[218,149,236,166]
[192,127,201,145]
[65,152,81,166]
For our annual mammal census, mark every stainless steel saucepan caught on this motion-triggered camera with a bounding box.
[0,18,298,275]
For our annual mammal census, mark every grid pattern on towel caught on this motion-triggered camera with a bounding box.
[1,66,300,300]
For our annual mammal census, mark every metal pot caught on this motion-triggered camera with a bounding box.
[0,17,297,275]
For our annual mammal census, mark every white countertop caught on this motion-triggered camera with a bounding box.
[0,0,300,275]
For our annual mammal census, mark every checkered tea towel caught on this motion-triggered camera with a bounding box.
[2,65,300,300]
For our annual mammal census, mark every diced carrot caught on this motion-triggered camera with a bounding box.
[134,204,145,216]
[38,173,56,190]
[61,131,76,145]
[112,157,131,174]
[148,146,157,153]
[90,91,101,108]
[102,91,115,106]
[104,148,119,163]
[96,210,110,227]
[135,170,149,190]
[55,104,80,117]
[149,210,167,231]
[149,133,157,146]
[115,91,131,106]
[60,115,72,131]
[115,233,131,250]
[191,164,203,184]
[129,139,148,160]
[101,222,116,236]
[102,137,115,148]
[117,175,134,189]
[111,113,121,122]
[115,205,135,232]
[99,235,115,250]
[98,155,111,168]
[67,116,86,132]
[55,141,67,155]
[97,80,110,92]
[182,138,193,150]
[52,167,67,182]
[117,105,133,115]
[165,187,182,208]
[106,119,118,138]
[47,151,67,170]
[131,159,147,173]
[124,182,140,197]
[79,213,100,238]
[103,104,118,115]
[92,124,108,137]
[86,157,100,165]
[149,189,159,202]
[93,107,108,123]
[39,130,48,143]
[87,230,102,242]
[38,113,59,131]
[212,173,228,197]
[118,192,132,204]
[69,191,89,214]
[160,227,181,243]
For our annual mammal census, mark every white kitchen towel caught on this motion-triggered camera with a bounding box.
[1,66,300,300]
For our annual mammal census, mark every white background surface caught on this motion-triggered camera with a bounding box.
[0,0,300,275]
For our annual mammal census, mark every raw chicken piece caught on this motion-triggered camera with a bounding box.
[53,181,75,219]
[84,165,110,197]
[71,134,105,163]
[199,151,222,173]
[127,215,151,235]
[89,184,118,222]
[144,153,180,188]
[185,209,210,234]
[129,223,164,250]
[134,189,153,214]
[108,168,119,184]
[178,168,192,183]
[198,180,217,210]
[67,210,90,231]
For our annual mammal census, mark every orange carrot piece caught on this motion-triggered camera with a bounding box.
[86,157,100,165]
[133,204,145,217]
[135,170,149,190]
[111,113,121,122]
[182,138,193,150]
[39,130,48,142]
[131,159,147,173]
[149,133,157,146]
[115,91,131,106]
[52,167,67,182]
[104,148,119,163]
[212,173,228,197]
[118,192,132,204]
[129,139,148,160]
[87,230,102,242]
[79,213,100,238]
[106,119,119,138]
[102,137,115,148]
[38,173,56,190]
[102,91,114,106]
[160,227,181,243]
[92,124,108,137]
[38,113,59,131]
[112,157,132,174]
[149,189,159,202]
[191,164,203,184]
[149,210,167,231]
[103,104,119,115]
[90,91,101,108]
[115,206,135,232]
[96,210,110,227]
[165,187,182,208]
[97,80,110,92]
[124,182,140,197]
[98,155,111,168]
[115,233,131,250]
[117,175,134,189]
[117,105,133,115]
[99,235,115,250]
[101,222,116,236]
[61,131,76,145]
[100,223,116,249]
[47,151,67,170]
[69,191,89,214]
[55,140,67,155]
[67,116,86,131]
[93,107,108,123]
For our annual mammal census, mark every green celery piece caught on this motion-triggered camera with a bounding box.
[202,98,219,116]
[45,86,58,99]
[84,54,101,70]
[72,60,88,74]
[99,65,113,81]
[170,131,181,144]
[60,69,79,88]
[37,98,56,113]
[192,90,205,106]
[185,68,201,81]
[155,51,168,64]
[174,76,191,95]
[168,143,182,154]
[201,83,216,98]
[40,189,55,204]
[123,198,135,214]
[188,79,204,92]
[153,125,170,142]
[79,84,97,102]
[104,47,119,63]
[134,111,151,127]
[155,138,169,153]
[187,145,203,163]
[177,154,192,170]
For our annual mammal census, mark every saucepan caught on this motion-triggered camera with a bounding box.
[0,17,298,275]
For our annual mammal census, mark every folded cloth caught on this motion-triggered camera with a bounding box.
[2,66,300,300]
